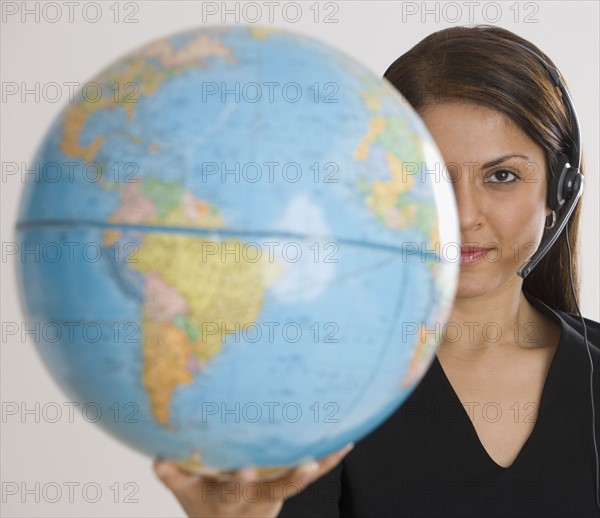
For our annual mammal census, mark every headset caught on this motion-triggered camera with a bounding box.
[509,40,599,512]
[512,41,584,279]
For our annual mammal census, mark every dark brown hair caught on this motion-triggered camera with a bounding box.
[383,25,582,314]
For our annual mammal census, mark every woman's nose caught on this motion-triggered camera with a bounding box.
[453,179,484,232]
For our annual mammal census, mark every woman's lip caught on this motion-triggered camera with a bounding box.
[460,247,491,253]
[460,247,494,264]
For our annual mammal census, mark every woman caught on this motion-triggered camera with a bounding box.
[153,25,600,517]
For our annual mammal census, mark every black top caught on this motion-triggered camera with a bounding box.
[278,295,600,518]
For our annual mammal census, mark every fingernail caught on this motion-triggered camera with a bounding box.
[299,461,319,477]
[341,443,355,455]
[238,467,257,483]
[154,461,171,478]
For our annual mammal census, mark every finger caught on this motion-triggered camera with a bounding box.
[153,460,196,492]
[281,443,355,482]
[273,443,355,498]
[210,466,256,484]
[268,460,324,501]
[295,460,321,482]
[309,442,355,473]
[237,466,259,483]
[302,444,353,477]
[326,442,356,461]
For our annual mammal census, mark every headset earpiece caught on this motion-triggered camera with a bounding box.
[547,152,568,211]
[548,152,581,212]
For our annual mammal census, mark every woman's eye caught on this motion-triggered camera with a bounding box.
[487,169,519,183]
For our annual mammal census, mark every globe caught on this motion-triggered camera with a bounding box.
[15,26,459,476]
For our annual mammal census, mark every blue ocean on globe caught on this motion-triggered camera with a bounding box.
[15,25,459,475]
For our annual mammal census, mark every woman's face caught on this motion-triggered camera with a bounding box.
[419,102,551,299]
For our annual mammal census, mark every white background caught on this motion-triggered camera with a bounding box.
[1,1,598,517]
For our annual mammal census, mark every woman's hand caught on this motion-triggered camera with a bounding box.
[153,443,354,518]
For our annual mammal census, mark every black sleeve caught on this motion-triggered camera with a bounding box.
[277,460,344,517]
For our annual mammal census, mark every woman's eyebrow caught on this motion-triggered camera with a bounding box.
[481,153,530,169]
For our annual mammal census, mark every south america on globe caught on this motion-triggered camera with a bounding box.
[15,25,459,476]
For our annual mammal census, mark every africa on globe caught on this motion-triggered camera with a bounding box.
[15,25,459,476]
